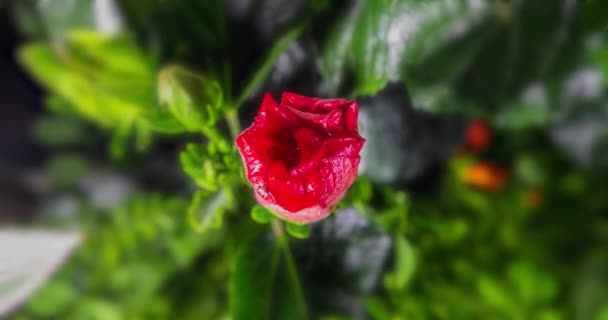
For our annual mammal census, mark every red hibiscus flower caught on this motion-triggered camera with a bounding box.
[236,92,365,224]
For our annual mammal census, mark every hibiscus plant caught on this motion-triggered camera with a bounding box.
[5,0,608,319]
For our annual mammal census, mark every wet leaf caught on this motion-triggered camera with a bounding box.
[358,82,467,184]
[293,208,391,318]
[320,0,490,95]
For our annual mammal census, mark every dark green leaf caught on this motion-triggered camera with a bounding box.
[572,251,608,320]
[579,0,608,32]
[320,0,491,95]
[364,297,392,320]
[117,0,225,66]
[230,234,308,320]
[291,208,391,318]
[358,82,467,184]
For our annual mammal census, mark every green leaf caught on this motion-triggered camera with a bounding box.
[141,110,186,134]
[251,205,274,224]
[109,121,133,158]
[16,195,224,319]
[572,251,608,320]
[458,1,583,110]
[320,0,490,95]
[235,25,305,108]
[230,235,308,320]
[384,235,415,291]
[478,276,517,317]
[180,142,237,192]
[286,208,391,317]
[73,300,121,320]
[364,297,392,320]
[579,0,608,32]
[67,30,152,77]
[157,65,224,131]
[19,30,163,157]
[592,45,608,85]
[18,30,156,151]
[187,190,227,232]
[596,305,608,320]
[286,223,310,239]
[496,84,552,130]
[507,260,558,305]
[26,281,76,316]
[117,0,225,67]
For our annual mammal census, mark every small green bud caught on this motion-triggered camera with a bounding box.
[158,65,223,131]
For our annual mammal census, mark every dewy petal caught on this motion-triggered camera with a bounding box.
[236,130,275,204]
[282,92,350,113]
[251,93,279,126]
[289,136,365,176]
[286,106,350,135]
[281,92,318,112]
[306,155,360,208]
[292,127,325,163]
[254,93,300,130]
[319,137,365,158]
[265,161,317,213]
[345,100,359,131]
[315,98,351,112]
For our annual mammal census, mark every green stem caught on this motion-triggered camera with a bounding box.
[233,24,305,110]
[226,110,241,139]
[272,220,308,319]
[223,61,232,106]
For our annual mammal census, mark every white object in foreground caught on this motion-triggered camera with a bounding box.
[0,229,81,317]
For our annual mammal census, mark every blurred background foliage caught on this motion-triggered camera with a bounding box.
[1,0,608,319]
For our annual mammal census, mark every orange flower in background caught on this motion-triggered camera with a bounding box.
[463,161,509,192]
[463,119,492,152]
